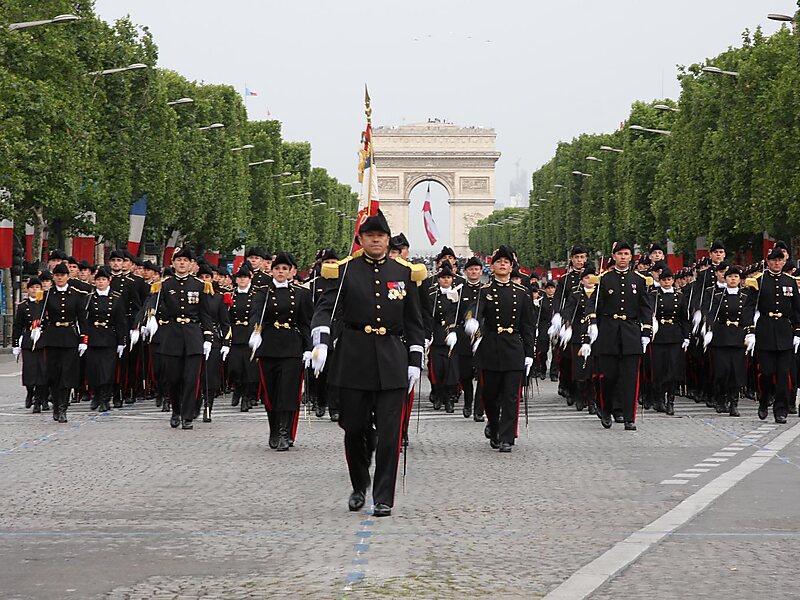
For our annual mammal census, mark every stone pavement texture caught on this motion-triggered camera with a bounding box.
[1,354,798,599]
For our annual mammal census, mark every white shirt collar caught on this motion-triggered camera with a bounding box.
[237,285,251,294]
[273,280,289,289]
[439,286,452,292]
[716,281,726,288]
[96,288,110,296]
[726,287,740,294]
[56,284,69,292]
[661,287,674,293]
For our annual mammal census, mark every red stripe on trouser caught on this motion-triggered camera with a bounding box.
[292,366,303,440]
[515,382,521,438]
[428,350,436,384]
[258,359,272,411]
[633,357,641,422]
[193,361,203,406]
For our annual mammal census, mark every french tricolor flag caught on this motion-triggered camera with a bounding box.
[233,245,245,272]
[127,195,147,256]
[422,184,440,246]
[164,229,181,265]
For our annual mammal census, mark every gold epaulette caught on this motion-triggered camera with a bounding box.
[587,274,601,285]
[321,255,354,279]
[745,277,759,291]
[512,283,529,292]
[634,271,654,286]
[150,281,162,294]
[481,283,491,288]
[199,278,214,295]
[394,257,428,283]
[292,281,310,290]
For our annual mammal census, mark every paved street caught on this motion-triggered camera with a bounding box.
[2,354,799,599]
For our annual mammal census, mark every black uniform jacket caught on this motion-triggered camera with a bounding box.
[83,290,127,347]
[42,285,88,348]
[13,298,43,350]
[156,274,213,357]
[553,269,582,315]
[593,268,654,355]
[471,279,536,372]
[455,280,482,356]
[311,254,425,391]
[428,285,460,346]
[652,289,689,344]
[561,287,596,345]
[707,289,752,348]
[744,270,800,351]
[110,272,141,330]
[229,287,257,345]
[250,281,312,359]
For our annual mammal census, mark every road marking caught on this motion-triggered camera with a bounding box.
[0,371,21,378]
[673,473,701,478]
[659,479,688,485]
[694,463,720,468]
[705,457,728,462]
[712,452,738,457]
[684,468,710,473]
[544,422,800,600]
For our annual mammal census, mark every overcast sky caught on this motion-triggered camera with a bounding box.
[94,1,787,251]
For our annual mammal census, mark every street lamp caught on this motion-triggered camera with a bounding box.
[599,145,623,154]
[572,170,591,177]
[654,104,680,113]
[248,159,274,166]
[8,13,80,32]
[286,192,312,199]
[198,123,225,131]
[268,172,292,178]
[768,13,794,21]
[629,124,672,136]
[88,63,147,77]
[586,156,602,162]
[167,97,194,106]
[701,65,738,78]
[231,144,255,152]
[554,184,565,189]
[281,180,303,186]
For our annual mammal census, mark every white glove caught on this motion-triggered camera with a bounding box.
[203,341,212,360]
[652,317,659,337]
[312,344,328,376]
[641,336,650,353]
[302,350,312,368]
[794,336,800,354]
[248,331,262,352]
[445,331,457,349]
[548,313,563,338]
[703,330,713,348]
[559,325,572,348]
[12,346,21,357]
[30,326,41,346]
[753,310,761,326]
[465,318,479,337]
[587,323,598,344]
[681,338,690,350]
[145,315,159,338]
[424,337,433,351]
[691,310,702,334]
[745,333,756,355]
[524,356,534,376]
[407,365,421,393]
[220,345,230,362]
[78,343,87,357]
[116,345,125,358]
[129,328,140,349]
[579,343,592,358]
[472,337,482,355]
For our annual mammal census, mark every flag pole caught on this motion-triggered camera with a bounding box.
[364,84,375,216]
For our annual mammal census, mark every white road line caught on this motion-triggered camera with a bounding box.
[544,422,800,600]
[694,463,720,468]
[712,452,737,457]
[0,371,21,378]
[684,468,710,473]
[721,447,743,452]
[673,473,701,478]
[659,479,688,485]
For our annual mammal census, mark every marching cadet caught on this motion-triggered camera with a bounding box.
[227,267,259,412]
[465,245,536,452]
[540,280,557,381]
[591,241,654,431]
[561,264,598,413]
[42,262,88,423]
[249,252,313,451]
[157,247,214,430]
[197,263,231,422]
[82,266,127,413]
[648,242,666,265]
[649,267,689,415]
[77,260,94,287]
[246,247,272,288]
[705,265,752,417]
[12,278,48,413]
[458,256,484,420]
[428,263,461,413]
[744,246,800,424]
[306,248,341,420]
[68,257,93,293]
[310,211,425,517]
[429,246,465,291]
[109,249,140,407]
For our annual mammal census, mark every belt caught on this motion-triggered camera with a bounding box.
[93,321,108,328]
[175,317,198,324]
[54,321,73,327]
[725,320,739,327]
[659,318,674,324]
[497,326,514,334]
[235,320,249,326]
[273,321,291,329]
[345,323,400,336]
[158,319,170,325]
[612,314,627,320]
[768,312,783,318]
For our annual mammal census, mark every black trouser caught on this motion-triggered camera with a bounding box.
[164,354,203,422]
[757,349,793,418]
[338,387,405,507]
[549,343,559,379]
[458,354,476,413]
[480,369,522,444]
[597,354,641,423]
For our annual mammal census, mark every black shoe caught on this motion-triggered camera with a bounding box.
[25,390,33,409]
[729,404,740,417]
[463,404,472,418]
[100,401,110,412]
[90,396,101,411]
[52,406,60,422]
[373,503,391,517]
[124,396,135,405]
[276,436,290,451]
[58,412,67,423]
[484,424,492,439]
[550,374,559,382]
[182,420,193,430]
[575,398,584,411]
[432,399,442,410]
[113,399,123,408]
[499,442,513,453]
[32,403,41,414]
[329,410,340,422]
[202,413,212,423]
[588,402,597,415]
[444,400,454,414]
[666,401,675,416]
[613,414,624,423]
[161,402,170,412]
[624,421,637,431]
[231,390,241,407]
[775,415,787,424]
[348,490,366,512]
[170,414,181,428]
[268,434,279,449]
[315,404,326,418]
[601,413,613,429]
[473,414,485,422]
[155,394,163,407]
[758,403,768,420]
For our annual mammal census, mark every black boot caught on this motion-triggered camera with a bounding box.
[277,412,290,451]
[203,396,213,423]
[58,390,68,423]
[665,392,675,416]
[155,392,163,407]
[52,391,61,422]
[268,411,279,449]
[231,388,241,407]
[729,393,740,417]
[90,388,101,411]
[25,386,34,409]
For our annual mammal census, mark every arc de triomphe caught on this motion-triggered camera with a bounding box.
[372,122,500,256]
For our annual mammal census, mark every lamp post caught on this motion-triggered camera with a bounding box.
[586,156,602,163]
[286,192,312,199]
[198,123,225,131]
[768,13,794,21]
[599,145,624,154]
[88,63,147,77]
[167,97,194,106]
[248,159,274,167]
[8,14,80,32]
[701,65,738,78]
[654,104,680,113]
[268,172,292,178]
[629,125,672,136]
[231,144,255,152]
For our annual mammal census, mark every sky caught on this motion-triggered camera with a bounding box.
[93,0,789,252]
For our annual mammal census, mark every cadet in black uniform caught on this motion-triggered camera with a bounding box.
[249,252,313,451]
[13,278,47,412]
[744,246,800,423]
[246,247,272,289]
[227,267,259,411]
[458,256,484,420]
[311,212,425,517]
[157,247,214,430]
[591,241,654,431]
[427,263,461,413]
[82,266,127,413]
[42,263,88,423]
[197,263,231,422]
[561,265,598,412]
[705,265,752,417]
[109,249,141,406]
[465,245,536,452]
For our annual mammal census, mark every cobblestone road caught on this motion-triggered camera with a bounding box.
[1,355,798,599]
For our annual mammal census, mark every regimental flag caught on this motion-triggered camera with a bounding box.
[164,229,182,265]
[245,87,258,97]
[422,185,440,246]
[127,195,147,256]
[352,86,380,253]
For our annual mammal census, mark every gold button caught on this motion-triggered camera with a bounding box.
[376,317,381,322]
[375,292,380,297]
[375,280,380,285]
[374,269,379,273]
[376,305,381,309]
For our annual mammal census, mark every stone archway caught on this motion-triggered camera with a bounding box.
[373,122,500,256]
